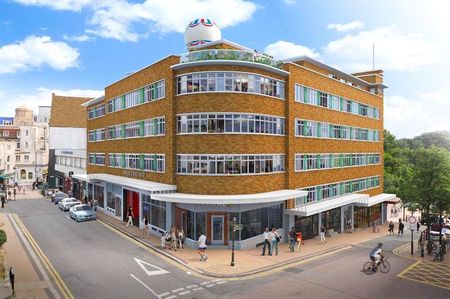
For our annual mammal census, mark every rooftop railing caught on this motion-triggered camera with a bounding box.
[180,49,284,69]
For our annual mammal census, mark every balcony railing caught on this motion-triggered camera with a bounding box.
[180,49,284,69]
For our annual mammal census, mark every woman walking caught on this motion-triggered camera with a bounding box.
[177,226,185,250]
[142,215,149,237]
[126,207,134,227]
[270,227,280,256]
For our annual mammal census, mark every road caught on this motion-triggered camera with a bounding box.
[4,196,449,299]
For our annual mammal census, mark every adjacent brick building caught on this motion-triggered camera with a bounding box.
[77,18,394,249]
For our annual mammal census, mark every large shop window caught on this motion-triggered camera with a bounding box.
[240,204,282,240]
[321,207,341,233]
[176,72,285,99]
[295,214,319,240]
[177,113,285,135]
[94,185,104,209]
[142,195,167,230]
[106,183,122,217]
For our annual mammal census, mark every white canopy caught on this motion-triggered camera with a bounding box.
[72,173,177,192]
[355,193,396,207]
[151,189,307,205]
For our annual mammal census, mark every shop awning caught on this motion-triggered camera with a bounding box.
[151,189,307,205]
[355,193,397,207]
[286,193,370,217]
[72,173,177,192]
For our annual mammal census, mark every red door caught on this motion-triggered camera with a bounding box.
[124,190,140,227]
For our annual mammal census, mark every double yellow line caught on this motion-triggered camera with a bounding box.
[12,214,74,299]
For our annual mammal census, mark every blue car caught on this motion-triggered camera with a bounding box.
[69,204,96,222]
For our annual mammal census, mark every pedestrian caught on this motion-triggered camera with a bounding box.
[1,195,5,208]
[198,231,208,262]
[142,215,149,237]
[13,188,16,200]
[296,231,303,252]
[372,221,376,233]
[126,206,133,227]
[8,190,11,201]
[376,222,380,233]
[416,222,420,232]
[398,220,404,236]
[270,227,280,256]
[288,226,296,252]
[9,266,15,295]
[170,225,177,251]
[177,226,185,250]
[320,225,327,243]
[23,186,26,195]
[389,221,394,234]
[261,227,271,256]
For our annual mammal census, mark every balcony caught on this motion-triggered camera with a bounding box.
[180,49,284,69]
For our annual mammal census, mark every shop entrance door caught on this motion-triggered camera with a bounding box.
[211,215,224,245]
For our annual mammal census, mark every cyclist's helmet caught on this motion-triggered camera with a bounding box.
[377,242,383,247]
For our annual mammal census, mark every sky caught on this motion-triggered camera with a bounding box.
[0,0,449,138]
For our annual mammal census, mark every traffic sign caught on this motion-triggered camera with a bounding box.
[408,215,417,224]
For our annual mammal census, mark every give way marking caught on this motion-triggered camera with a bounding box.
[134,258,170,276]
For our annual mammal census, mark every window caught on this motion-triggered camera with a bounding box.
[28,172,33,179]
[177,113,284,135]
[177,154,285,175]
[145,80,165,102]
[295,153,381,171]
[177,72,285,99]
[294,84,380,119]
[24,155,29,161]
[144,154,165,172]
[125,154,139,169]
[88,105,106,119]
[125,91,139,108]
[89,153,105,165]
[125,122,140,138]
[143,117,165,136]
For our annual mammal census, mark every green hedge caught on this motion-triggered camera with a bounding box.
[0,229,6,247]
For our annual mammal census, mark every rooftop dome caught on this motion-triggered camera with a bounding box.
[16,104,32,111]
[184,18,221,48]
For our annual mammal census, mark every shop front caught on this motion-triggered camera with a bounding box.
[294,214,318,239]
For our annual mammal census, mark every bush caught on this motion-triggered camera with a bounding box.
[0,230,6,247]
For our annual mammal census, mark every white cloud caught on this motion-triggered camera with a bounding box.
[63,34,94,42]
[322,26,439,72]
[327,21,364,32]
[283,0,296,4]
[0,87,103,117]
[13,0,258,42]
[12,0,92,11]
[0,35,79,74]
[385,89,450,138]
[264,41,319,60]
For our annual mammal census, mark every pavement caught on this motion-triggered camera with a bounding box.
[97,210,421,277]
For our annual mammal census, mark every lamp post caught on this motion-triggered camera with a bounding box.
[231,216,237,267]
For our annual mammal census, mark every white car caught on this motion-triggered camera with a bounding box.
[59,198,82,211]
[69,204,96,222]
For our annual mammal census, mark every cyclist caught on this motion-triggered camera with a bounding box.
[369,243,384,270]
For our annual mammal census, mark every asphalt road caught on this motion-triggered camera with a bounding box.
[4,197,449,299]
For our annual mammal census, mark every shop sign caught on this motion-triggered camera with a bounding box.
[123,170,145,178]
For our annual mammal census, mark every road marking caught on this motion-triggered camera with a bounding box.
[186,285,198,288]
[172,288,184,293]
[178,290,191,295]
[205,284,215,288]
[12,214,74,299]
[7,214,61,299]
[165,296,176,299]
[159,292,170,297]
[134,257,170,276]
[397,260,421,276]
[216,280,227,285]
[397,260,450,290]
[130,274,161,298]
[193,287,204,291]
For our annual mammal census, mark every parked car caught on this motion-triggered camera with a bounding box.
[52,192,68,204]
[59,198,82,211]
[69,204,96,222]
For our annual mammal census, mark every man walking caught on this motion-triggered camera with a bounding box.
[261,227,271,255]
[1,194,5,208]
[126,207,134,227]
[9,267,15,295]
[320,225,327,243]
[288,226,296,252]
[198,232,208,262]
[398,220,404,236]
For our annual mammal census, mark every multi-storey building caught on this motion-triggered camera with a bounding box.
[0,117,20,185]
[14,105,50,186]
[48,94,92,197]
[77,19,394,248]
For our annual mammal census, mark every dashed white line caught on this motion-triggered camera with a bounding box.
[193,287,204,291]
[159,292,170,297]
[200,281,210,285]
[186,285,198,289]
[205,284,215,288]
[165,296,176,299]
[172,288,184,293]
[178,291,191,296]
[216,280,227,285]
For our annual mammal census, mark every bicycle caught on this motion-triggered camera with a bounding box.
[363,257,390,275]
[433,244,445,261]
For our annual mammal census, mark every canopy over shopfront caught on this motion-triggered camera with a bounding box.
[355,193,397,207]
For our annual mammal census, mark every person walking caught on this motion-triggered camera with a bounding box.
[13,188,16,200]
[398,220,404,237]
[416,222,421,232]
[198,232,208,262]
[270,228,280,256]
[9,267,15,295]
[126,207,134,227]
[170,225,177,251]
[142,215,149,237]
[296,231,303,252]
[261,227,271,256]
[177,226,185,250]
[389,221,394,235]
[288,227,296,252]
[320,225,327,243]
[1,194,5,208]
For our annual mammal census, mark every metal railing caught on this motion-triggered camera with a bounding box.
[180,49,284,69]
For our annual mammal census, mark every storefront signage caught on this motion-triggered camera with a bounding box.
[61,151,74,155]
[123,170,145,178]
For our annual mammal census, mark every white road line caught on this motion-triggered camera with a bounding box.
[8,214,61,299]
[186,285,198,289]
[200,281,210,285]
[205,284,215,288]
[130,274,161,298]
[172,288,184,293]
[165,296,177,299]
[159,292,170,297]
[211,279,221,282]
[178,291,191,296]
[193,287,204,291]
[216,281,227,285]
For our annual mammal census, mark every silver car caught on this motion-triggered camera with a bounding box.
[59,198,81,211]
[69,204,96,222]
